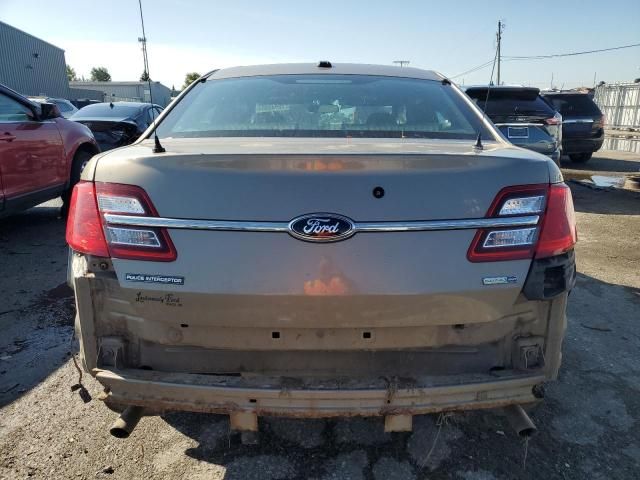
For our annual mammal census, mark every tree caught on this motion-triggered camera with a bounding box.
[90,67,111,82]
[66,65,78,82]
[182,72,200,90]
[140,70,150,82]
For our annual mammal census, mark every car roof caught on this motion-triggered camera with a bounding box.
[207,63,444,81]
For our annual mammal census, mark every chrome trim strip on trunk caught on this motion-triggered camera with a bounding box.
[562,118,594,124]
[103,214,540,233]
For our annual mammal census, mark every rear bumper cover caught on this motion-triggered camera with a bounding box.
[96,368,544,417]
[562,135,604,154]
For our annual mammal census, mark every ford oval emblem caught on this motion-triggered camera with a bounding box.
[288,213,356,242]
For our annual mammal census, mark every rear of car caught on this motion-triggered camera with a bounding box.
[542,92,604,163]
[70,102,161,151]
[66,64,576,435]
[466,86,562,164]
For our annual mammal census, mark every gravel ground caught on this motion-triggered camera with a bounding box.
[0,150,639,479]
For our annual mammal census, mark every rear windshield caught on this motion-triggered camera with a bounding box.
[72,104,142,119]
[543,94,601,116]
[155,75,493,140]
[466,89,555,117]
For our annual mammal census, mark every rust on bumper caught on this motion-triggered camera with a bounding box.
[95,368,544,417]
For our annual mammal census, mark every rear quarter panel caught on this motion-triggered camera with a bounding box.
[55,118,99,183]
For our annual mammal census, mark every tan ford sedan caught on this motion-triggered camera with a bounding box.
[66,63,577,440]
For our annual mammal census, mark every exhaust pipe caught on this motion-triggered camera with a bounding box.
[504,405,537,437]
[109,406,144,438]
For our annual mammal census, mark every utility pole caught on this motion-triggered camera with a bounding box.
[393,60,410,68]
[496,21,502,85]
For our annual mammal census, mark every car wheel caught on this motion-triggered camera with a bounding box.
[62,150,94,216]
[569,152,592,163]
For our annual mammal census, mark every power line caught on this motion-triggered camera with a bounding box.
[450,59,495,79]
[504,42,640,60]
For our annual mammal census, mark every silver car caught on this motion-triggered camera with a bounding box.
[29,96,79,118]
[66,63,577,440]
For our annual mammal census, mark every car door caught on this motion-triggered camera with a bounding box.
[0,92,65,200]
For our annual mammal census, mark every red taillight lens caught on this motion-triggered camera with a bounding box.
[468,184,548,263]
[66,181,176,262]
[96,183,177,262]
[467,183,577,262]
[545,117,561,125]
[535,183,577,258]
[66,181,109,257]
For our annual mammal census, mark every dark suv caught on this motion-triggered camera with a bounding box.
[542,92,604,163]
[466,86,562,165]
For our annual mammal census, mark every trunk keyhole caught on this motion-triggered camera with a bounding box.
[372,186,385,199]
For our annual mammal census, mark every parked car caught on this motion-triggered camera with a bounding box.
[66,63,576,439]
[542,91,604,163]
[465,86,563,165]
[70,102,162,152]
[0,83,98,217]
[29,96,79,118]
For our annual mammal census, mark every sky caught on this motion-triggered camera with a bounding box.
[1,0,639,90]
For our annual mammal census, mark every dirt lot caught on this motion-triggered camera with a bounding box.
[0,150,638,480]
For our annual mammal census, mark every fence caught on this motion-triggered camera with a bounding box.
[593,83,640,129]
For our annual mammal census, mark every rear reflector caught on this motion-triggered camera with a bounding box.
[66,181,176,261]
[105,227,162,247]
[66,181,109,257]
[98,195,145,214]
[498,196,545,216]
[483,228,537,248]
[468,183,576,262]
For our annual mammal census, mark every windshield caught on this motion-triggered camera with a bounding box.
[466,89,555,117]
[156,75,492,140]
[72,104,142,119]
[544,94,601,116]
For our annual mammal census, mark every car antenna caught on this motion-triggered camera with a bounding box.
[138,0,165,153]
[474,47,499,152]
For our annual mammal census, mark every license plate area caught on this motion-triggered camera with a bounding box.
[508,126,529,139]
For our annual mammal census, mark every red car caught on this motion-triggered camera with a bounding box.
[0,84,99,217]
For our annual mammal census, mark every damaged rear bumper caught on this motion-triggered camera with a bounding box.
[96,368,545,417]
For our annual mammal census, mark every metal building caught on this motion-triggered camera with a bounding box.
[594,82,640,129]
[69,81,173,107]
[0,21,70,98]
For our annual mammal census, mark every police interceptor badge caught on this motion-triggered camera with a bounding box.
[125,273,185,285]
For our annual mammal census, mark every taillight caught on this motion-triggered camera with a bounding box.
[96,183,177,261]
[535,183,577,259]
[66,181,176,261]
[545,117,561,125]
[467,185,547,262]
[66,181,109,257]
[467,183,576,262]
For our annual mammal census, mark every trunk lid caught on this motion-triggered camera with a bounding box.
[93,138,550,330]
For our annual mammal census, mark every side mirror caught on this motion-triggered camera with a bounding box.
[39,102,61,120]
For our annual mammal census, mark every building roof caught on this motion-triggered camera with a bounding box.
[208,63,444,81]
[0,21,65,52]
